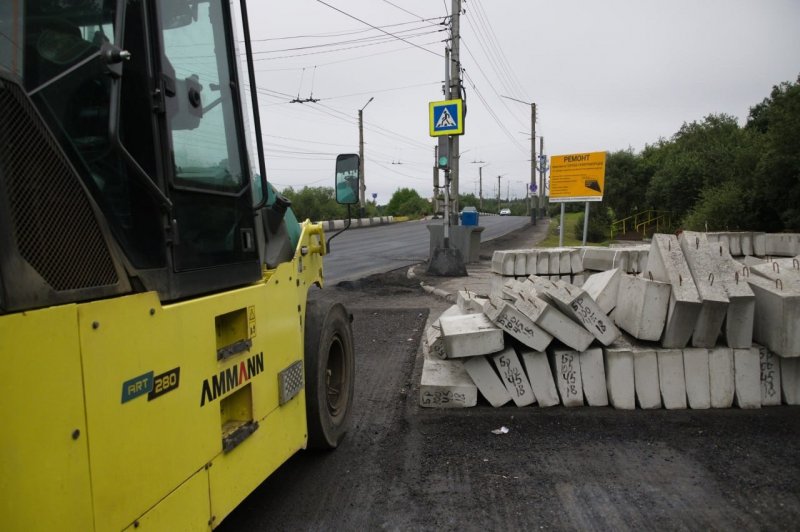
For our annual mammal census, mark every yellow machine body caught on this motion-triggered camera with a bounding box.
[0,223,327,531]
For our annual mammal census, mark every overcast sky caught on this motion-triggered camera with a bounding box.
[245,0,800,204]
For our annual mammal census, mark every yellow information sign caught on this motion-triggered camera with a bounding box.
[549,151,606,202]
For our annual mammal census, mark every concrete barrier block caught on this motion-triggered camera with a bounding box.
[456,290,487,314]
[526,250,538,275]
[491,251,505,274]
[424,305,465,360]
[733,347,761,408]
[657,349,687,409]
[549,251,561,275]
[514,252,527,277]
[683,348,711,409]
[572,273,586,287]
[780,356,800,405]
[520,349,560,407]
[419,358,478,408]
[490,274,506,300]
[752,232,767,257]
[581,268,621,314]
[550,348,584,406]
[633,347,661,409]
[646,234,702,348]
[439,313,505,358]
[603,345,635,410]
[612,273,670,341]
[748,274,800,358]
[537,252,550,275]
[538,280,620,346]
[679,232,730,347]
[766,233,800,257]
[580,347,609,406]
[708,245,755,348]
[728,232,742,256]
[741,233,753,257]
[709,347,735,408]
[483,296,553,352]
[757,344,782,406]
[502,251,516,276]
[559,250,572,274]
[570,250,583,273]
[463,356,512,407]
[492,347,536,407]
[515,294,594,352]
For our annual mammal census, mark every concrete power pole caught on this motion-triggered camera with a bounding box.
[531,103,536,222]
[539,136,545,217]
[478,166,483,211]
[449,0,461,223]
[358,97,373,217]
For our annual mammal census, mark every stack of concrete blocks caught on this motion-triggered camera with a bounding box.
[490,248,586,290]
[706,232,800,258]
[745,257,800,405]
[580,246,649,274]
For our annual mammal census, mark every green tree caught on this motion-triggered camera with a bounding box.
[604,148,650,219]
[574,203,612,242]
[385,188,431,217]
[281,186,346,222]
[747,76,800,230]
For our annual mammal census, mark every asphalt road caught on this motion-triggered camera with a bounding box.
[218,224,800,531]
[323,215,530,283]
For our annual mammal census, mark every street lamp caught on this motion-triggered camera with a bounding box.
[358,97,374,217]
[501,95,538,224]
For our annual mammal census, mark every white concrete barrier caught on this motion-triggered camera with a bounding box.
[580,347,609,407]
[733,347,761,408]
[550,348,584,407]
[612,273,670,341]
[520,349,560,407]
[463,356,512,407]
[780,356,800,405]
[633,347,662,409]
[603,344,636,410]
[439,313,504,358]
[679,232,729,347]
[709,347,735,408]
[492,347,536,407]
[683,348,711,409]
[419,358,478,408]
[581,268,621,314]
[757,344,782,406]
[657,349,688,409]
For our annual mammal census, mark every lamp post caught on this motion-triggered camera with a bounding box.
[358,97,374,217]
[501,96,536,223]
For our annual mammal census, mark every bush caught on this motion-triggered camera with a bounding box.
[573,204,611,243]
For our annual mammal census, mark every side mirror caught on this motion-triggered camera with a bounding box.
[335,154,360,205]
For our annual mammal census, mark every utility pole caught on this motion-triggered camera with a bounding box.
[449,0,462,223]
[497,175,502,207]
[433,146,440,216]
[358,97,374,217]
[501,96,536,222]
[539,136,545,217]
[478,166,483,211]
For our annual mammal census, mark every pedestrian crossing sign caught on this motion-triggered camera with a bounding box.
[429,99,464,136]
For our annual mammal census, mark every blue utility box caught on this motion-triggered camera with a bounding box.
[460,206,478,226]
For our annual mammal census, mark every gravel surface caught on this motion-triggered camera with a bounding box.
[218,221,800,531]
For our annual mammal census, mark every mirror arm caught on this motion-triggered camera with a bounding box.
[325,204,352,253]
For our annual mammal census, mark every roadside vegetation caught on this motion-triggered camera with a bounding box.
[278,76,799,235]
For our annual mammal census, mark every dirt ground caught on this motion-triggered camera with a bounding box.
[218,222,800,531]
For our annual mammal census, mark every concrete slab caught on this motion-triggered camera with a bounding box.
[419,358,478,408]
[491,250,506,275]
[534,278,620,346]
[580,347,609,407]
[708,248,755,348]
[603,344,636,410]
[581,268,622,314]
[550,348,584,407]
[514,293,595,352]
[482,296,553,352]
[747,274,800,358]
[439,313,505,358]
[526,250,538,275]
[612,273,670,341]
[757,344,782,406]
[580,247,629,273]
[765,233,800,257]
[729,233,742,256]
[559,249,572,275]
[645,234,702,348]
[424,305,465,360]
[683,348,711,409]
[753,232,767,257]
[657,349,688,409]
[633,347,662,409]
[549,251,561,275]
[492,347,536,407]
[514,251,527,277]
[741,233,753,257]
[571,249,583,273]
[709,347,735,408]
[519,348,560,407]
[537,252,550,275]
[679,232,729,348]
[780,356,800,405]
[463,356,512,407]
[456,290,487,314]
[733,347,761,408]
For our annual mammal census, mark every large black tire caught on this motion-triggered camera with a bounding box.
[304,300,355,449]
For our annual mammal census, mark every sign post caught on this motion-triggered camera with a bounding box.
[548,151,606,246]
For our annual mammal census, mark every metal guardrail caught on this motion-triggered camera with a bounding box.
[611,210,672,240]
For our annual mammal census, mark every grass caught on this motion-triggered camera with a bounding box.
[538,212,611,248]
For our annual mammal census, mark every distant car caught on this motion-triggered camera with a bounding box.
[499,208,511,216]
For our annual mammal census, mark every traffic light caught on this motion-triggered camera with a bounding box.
[438,136,450,169]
